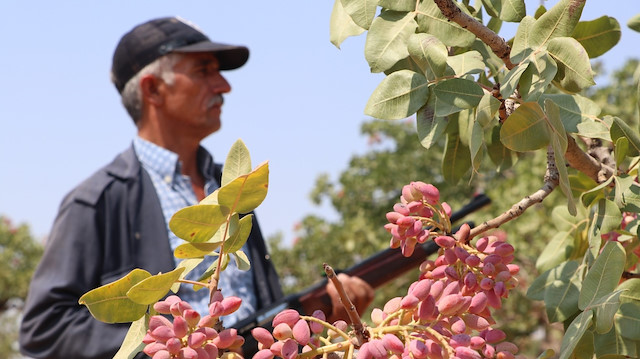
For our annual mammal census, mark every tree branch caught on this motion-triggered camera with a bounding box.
[432,0,515,69]
[469,146,559,238]
[565,135,616,183]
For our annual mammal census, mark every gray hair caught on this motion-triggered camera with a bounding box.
[113,53,183,124]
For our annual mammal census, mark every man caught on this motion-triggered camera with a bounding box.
[19,17,373,359]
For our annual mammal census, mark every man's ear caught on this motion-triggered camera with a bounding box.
[139,74,164,106]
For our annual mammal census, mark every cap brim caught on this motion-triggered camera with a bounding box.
[173,41,249,70]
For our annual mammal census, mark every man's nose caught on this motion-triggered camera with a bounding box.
[211,73,231,93]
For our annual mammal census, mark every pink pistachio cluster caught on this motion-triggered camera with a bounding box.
[250,309,328,359]
[143,293,244,359]
[248,225,521,359]
[384,181,452,257]
[408,225,518,358]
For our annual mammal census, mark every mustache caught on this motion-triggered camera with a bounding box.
[208,94,224,108]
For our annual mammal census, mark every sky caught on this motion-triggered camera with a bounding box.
[1,1,639,246]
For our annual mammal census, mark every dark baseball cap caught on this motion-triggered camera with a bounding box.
[111,17,249,93]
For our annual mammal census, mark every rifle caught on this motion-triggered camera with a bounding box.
[232,193,491,352]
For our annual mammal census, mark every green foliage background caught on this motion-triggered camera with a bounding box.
[268,59,639,357]
[0,216,43,357]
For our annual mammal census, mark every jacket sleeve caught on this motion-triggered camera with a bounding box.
[19,192,131,359]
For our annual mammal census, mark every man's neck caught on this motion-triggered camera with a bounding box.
[137,130,201,178]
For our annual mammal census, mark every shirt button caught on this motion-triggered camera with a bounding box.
[164,175,172,183]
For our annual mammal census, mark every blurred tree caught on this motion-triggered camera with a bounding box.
[0,216,43,357]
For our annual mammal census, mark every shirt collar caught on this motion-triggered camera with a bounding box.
[133,136,217,187]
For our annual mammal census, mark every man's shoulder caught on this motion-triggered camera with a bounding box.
[61,147,141,208]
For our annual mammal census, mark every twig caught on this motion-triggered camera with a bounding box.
[323,264,369,346]
[469,146,559,238]
[432,0,515,69]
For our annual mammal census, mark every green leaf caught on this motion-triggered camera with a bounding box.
[222,139,252,187]
[475,93,500,128]
[613,175,635,210]
[79,269,150,323]
[470,121,485,172]
[446,51,485,77]
[364,10,417,73]
[500,61,530,99]
[407,33,448,81]
[611,116,640,157]
[536,231,576,273]
[218,161,269,214]
[558,310,593,359]
[365,70,430,120]
[629,14,640,32]
[573,330,595,359]
[378,0,414,11]
[593,290,624,334]
[174,242,221,259]
[432,78,484,110]
[481,0,525,22]
[224,214,253,253]
[529,0,585,49]
[487,125,515,171]
[576,119,612,141]
[500,102,550,152]
[581,175,613,208]
[127,267,185,305]
[384,55,427,76]
[417,106,447,149]
[113,315,148,359]
[616,302,640,340]
[579,241,626,310]
[546,99,576,215]
[520,51,557,102]
[442,123,471,183]
[340,0,377,30]
[169,204,230,243]
[539,94,601,133]
[434,93,465,117]
[415,0,476,47]
[572,16,621,58]
[543,269,582,322]
[547,37,595,93]
[232,250,251,271]
[618,278,640,304]
[527,260,581,301]
[510,16,536,63]
[621,181,640,213]
[615,137,630,168]
[596,198,623,236]
[330,0,366,48]
[594,324,638,358]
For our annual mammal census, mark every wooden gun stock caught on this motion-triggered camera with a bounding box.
[233,194,491,352]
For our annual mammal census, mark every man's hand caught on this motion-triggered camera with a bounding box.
[301,273,374,323]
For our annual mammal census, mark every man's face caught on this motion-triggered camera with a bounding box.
[160,52,231,137]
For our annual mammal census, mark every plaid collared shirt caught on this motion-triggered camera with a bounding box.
[133,137,256,326]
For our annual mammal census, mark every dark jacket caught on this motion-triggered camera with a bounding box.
[19,146,283,359]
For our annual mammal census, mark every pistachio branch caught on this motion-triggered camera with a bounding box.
[469,145,559,238]
[565,136,616,183]
[432,0,515,70]
[323,264,369,346]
